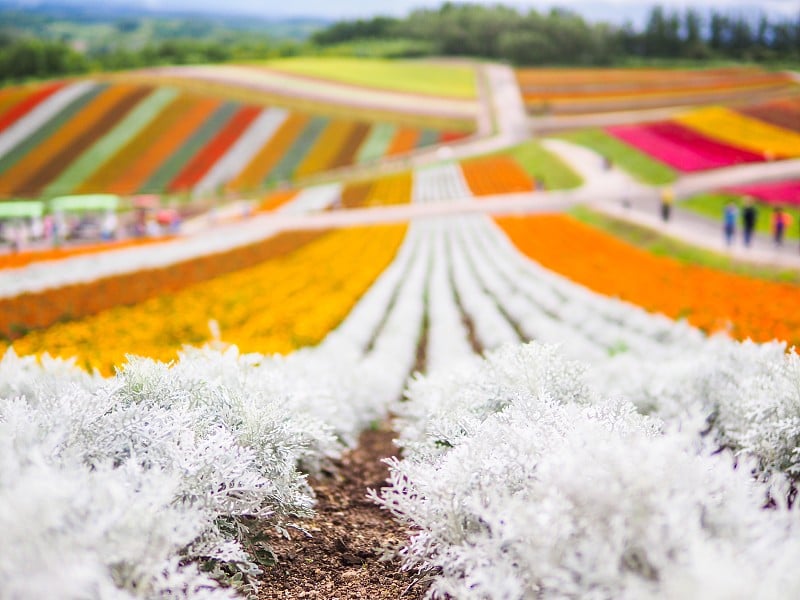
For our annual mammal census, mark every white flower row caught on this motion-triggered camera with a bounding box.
[412,163,473,205]
[0,82,98,161]
[380,342,800,599]
[0,219,433,598]
[423,219,476,374]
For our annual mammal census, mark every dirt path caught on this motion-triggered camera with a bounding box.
[257,425,426,600]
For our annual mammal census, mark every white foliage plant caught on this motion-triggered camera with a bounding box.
[0,345,353,599]
[379,341,800,599]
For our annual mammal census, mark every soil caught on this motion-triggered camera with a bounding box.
[257,425,428,600]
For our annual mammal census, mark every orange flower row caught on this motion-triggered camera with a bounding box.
[496,214,800,347]
[294,120,357,179]
[461,156,534,196]
[515,67,786,86]
[7,224,406,374]
[521,78,790,102]
[0,236,173,271]
[0,229,322,340]
[109,96,221,195]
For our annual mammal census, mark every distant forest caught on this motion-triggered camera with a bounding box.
[315,3,800,65]
[1,2,799,83]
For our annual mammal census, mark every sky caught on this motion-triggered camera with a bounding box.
[7,0,799,24]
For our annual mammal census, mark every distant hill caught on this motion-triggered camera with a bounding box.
[0,1,330,40]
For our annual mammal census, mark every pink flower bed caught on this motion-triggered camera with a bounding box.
[607,121,764,172]
[726,180,800,206]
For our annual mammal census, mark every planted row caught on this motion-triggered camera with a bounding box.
[0,79,466,198]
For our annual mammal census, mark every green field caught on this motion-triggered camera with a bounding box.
[681,193,800,242]
[262,57,477,99]
[559,128,677,186]
[503,140,582,190]
[572,205,800,284]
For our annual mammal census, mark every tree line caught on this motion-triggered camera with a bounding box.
[1,2,799,83]
[313,3,800,65]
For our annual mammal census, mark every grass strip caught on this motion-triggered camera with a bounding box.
[504,139,582,190]
[559,128,677,185]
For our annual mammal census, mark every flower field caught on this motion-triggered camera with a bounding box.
[497,214,800,347]
[0,79,469,198]
[517,66,798,114]
[262,57,478,100]
[6,58,800,600]
[5,224,406,373]
[5,200,800,596]
[604,99,800,173]
[677,106,800,158]
[0,227,322,339]
[297,154,539,209]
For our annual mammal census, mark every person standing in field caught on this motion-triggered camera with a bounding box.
[772,206,790,247]
[659,186,674,222]
[723,201,738,247]
[741,198,758,247]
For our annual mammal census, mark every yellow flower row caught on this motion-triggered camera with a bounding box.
[677,106,800,158]
[7,224,407,374]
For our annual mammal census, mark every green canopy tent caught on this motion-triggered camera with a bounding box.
[49,194,120,213]
[0,200,45,219]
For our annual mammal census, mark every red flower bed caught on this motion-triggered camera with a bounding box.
[168,105,261,192]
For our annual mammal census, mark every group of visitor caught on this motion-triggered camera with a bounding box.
[723,199,792,248]
[657,187,793,250]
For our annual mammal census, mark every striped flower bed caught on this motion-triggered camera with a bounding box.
[517,67,798,115]
[606,121,764,172]
[0,82,65,134]
[677,107,800,159]
[0,79,467,198]
[6,224,406,374]
[604,97,800,173]
[0,230,322,340]
[498,214,800,347]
